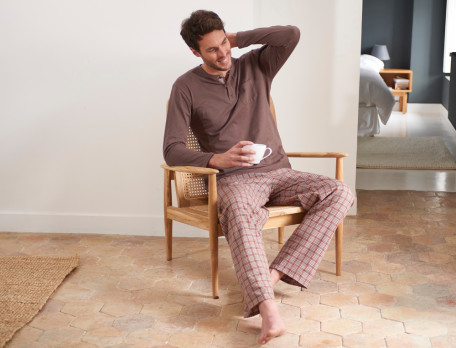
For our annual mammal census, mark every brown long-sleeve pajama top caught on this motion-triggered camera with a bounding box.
[163,26,300,179]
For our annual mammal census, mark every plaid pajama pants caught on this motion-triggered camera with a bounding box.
[217,168,354,318]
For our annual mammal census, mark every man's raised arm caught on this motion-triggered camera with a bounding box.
[236,26,300,78]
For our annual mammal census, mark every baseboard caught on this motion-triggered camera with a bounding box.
[0,201,357,236]
[0,212,208,238]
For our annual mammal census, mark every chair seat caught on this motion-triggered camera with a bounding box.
[264,206,306,229]
[166,204,306,234]
[266,205,306,216]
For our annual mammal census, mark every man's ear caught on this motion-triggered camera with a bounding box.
[190,47,201,58]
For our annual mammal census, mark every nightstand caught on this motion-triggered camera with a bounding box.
[379,69,413,114]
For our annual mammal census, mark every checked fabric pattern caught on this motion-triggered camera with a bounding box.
[217,168,354,317]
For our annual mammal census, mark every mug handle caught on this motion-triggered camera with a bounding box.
[262,147,272,160]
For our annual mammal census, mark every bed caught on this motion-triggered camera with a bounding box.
[358,55,395,136]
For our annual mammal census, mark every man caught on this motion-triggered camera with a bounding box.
[163,10,354,345]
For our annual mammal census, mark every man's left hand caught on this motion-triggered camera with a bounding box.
[226,32,238,48]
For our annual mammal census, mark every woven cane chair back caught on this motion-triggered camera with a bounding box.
[174,129,208,207]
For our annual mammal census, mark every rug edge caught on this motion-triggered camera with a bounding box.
[357,164,456,170]
[1,255,79,347]
[357,136,456,170]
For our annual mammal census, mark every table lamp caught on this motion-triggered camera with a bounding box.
[371,44,390,61]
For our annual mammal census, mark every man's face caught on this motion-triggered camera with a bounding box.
[191,30,231,75]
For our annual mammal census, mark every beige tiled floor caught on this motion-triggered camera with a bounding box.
[2,190,456,347]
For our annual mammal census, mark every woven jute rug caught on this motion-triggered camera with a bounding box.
[0,256,79,347]
[357,136,456,169]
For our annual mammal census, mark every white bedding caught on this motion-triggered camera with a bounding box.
[358,105,380,136]
[358,55,395,136]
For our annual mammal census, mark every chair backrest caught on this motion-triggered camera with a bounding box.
[172,98,277,208]
[174,127,209,207]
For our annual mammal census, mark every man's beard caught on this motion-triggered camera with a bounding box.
[204,53,231,72]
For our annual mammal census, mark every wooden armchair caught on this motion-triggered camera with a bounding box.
[161,99,347,299]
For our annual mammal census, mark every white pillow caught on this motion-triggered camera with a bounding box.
[360,54,384,72]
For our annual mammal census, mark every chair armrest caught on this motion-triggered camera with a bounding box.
[286,152,348,158]
[161,164,219,175]
[286,152,347,181]
[161,164,219,209]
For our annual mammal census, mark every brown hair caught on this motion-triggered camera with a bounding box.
[180,10,225,52]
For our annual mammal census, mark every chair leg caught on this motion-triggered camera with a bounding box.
[165,218,173,261]
[207,173,219,299]
[209,227,219,299]
[278,227,285,244]
[163,169,173,262]
[335,222,343,276]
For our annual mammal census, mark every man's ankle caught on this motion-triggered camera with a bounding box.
[259,299,278,314]
[270,268,284,286]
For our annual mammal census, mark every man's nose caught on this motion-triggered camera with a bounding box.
[219,47,228,57]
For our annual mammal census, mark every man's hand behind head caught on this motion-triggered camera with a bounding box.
[225,32,238,48]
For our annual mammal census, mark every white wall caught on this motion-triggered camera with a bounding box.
[0,0,361,236]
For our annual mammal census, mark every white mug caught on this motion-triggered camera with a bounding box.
[243,144,273,164]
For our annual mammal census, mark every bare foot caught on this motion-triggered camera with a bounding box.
[258,299,286,345]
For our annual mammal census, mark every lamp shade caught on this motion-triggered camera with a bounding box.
[371,44,390,61]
